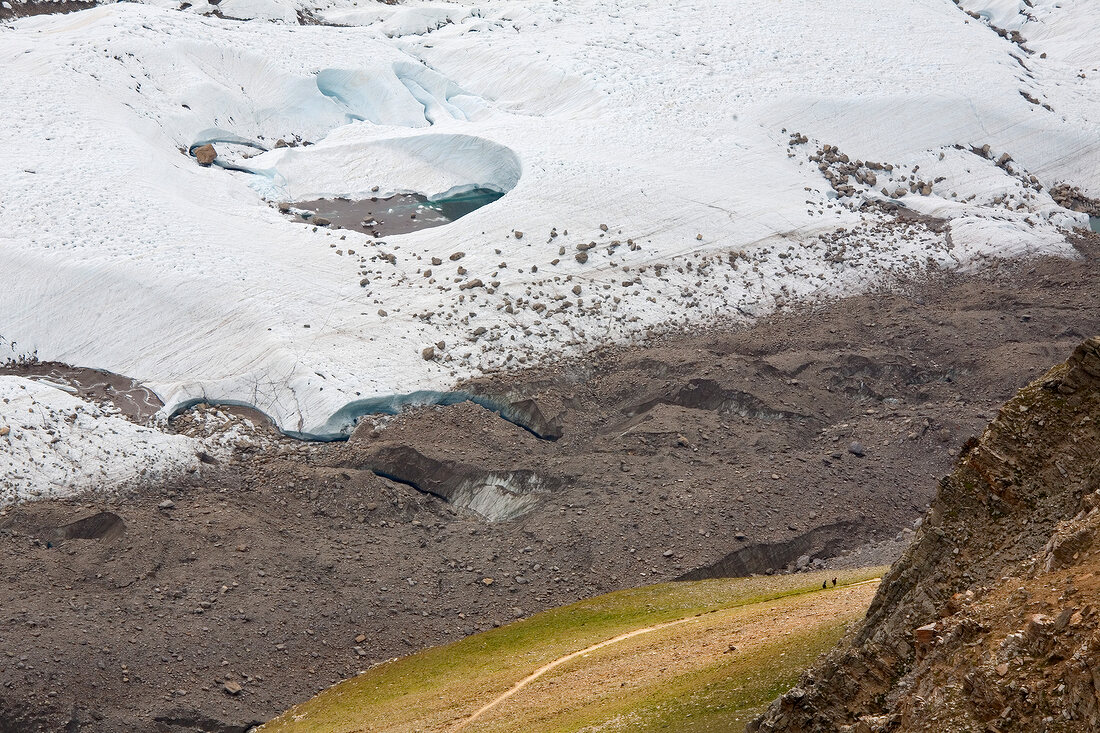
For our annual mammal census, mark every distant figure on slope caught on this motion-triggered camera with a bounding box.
[832,577,837,587]
[822,580,828,589]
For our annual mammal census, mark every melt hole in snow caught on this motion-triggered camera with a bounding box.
[288,188,504,237]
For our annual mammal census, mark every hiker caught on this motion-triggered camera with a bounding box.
[832,577,837,587]
[822,580,827,589]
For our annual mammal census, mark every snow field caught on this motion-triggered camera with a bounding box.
[0,376,201,505]
[0,0,1098,439]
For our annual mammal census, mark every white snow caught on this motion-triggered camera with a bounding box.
[1,0,1098,439]
[0,376,201,505]
[266,132,520,202]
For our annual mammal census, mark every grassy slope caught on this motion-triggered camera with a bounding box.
[262,567,883,733]
[587,623,849,732]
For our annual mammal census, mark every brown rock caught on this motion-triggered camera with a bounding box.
[1044,525,1094,571]
[1052,607,1074,632]
[193,144,216,166]
[913,622,936,646]
[1025,613,1052,642]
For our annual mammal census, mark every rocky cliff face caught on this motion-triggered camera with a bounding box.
[751,337,1100,732]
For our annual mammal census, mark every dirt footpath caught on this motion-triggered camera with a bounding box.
[1,236,1099,732]
[451,579,882,733]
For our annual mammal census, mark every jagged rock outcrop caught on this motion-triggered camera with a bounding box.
[751,337,1100,732]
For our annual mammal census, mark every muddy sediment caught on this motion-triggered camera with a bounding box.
[0,362,163,424]
[0,236,1098,731]
[286,188,504,238]
[0,0,98,21]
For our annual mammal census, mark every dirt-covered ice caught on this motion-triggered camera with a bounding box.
[0,376,201,504]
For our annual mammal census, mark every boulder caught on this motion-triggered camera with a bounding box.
[193,144,216,166]
[913,622,936,646]
[1042,525,1094,571]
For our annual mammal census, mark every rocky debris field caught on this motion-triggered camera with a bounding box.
[750,335,1100,730]
[1,237,1099,732]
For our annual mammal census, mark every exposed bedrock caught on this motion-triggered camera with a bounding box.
[751,337,1100,732]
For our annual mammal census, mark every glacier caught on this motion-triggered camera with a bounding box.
[1,0,1099,447]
